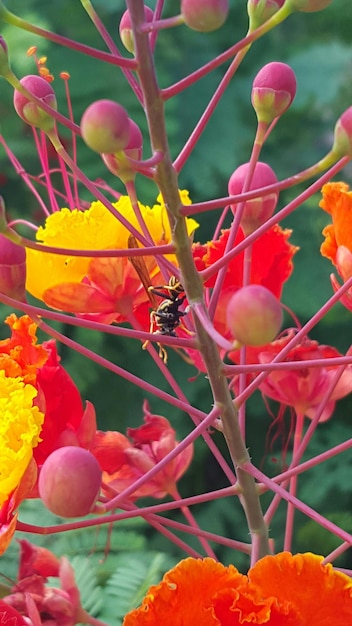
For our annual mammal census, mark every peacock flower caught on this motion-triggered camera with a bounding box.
[257,329,352,421]
[320,181,352,311]
[25,191,197,328]
[91,402,193,499]
[0,371,44,554]
[189,224,297,367]
[122,552,352,625]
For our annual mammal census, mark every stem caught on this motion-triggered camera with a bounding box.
[284,411,304,551]
[128,0,270,560]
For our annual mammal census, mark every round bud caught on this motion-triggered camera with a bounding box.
[247,0,285,30]
[13,75,57,132]
[332,107,352,158]
[102,119,143,180]
[38,446,102,518]
[226,285,282,346]
[119,6,154,54]
[252,62,297,124]
[181,0,229,32]
[80,100,130,154]
[285,0,332,11]
[228,162,278,234]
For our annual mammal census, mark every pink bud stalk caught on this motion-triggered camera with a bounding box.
[226,285,283,346]
[80,99,131,154]
[285,0,333,12]
[181,0,229,32]
[119,6,154,53]
[247,0,286,30]
[252,62,297,124]
[228,162,278,234]
[13,75,57,132]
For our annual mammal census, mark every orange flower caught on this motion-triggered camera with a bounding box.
[123,552,352,625]
[320,182,352,264]
[320,182,352,311]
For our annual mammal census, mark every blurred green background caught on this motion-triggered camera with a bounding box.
[0,0,352,619]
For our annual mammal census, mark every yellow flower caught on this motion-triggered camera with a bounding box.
[0,370,44,506]
[26,191,197,301]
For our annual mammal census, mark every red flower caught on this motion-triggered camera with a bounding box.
[92,402,193,499]
[193,225,297,337]
[257,330,352,420]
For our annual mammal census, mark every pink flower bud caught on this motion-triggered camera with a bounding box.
[332,107,352,158]
[226,285,282,346]
[39,446,102,518]
[102,119,143,180]
[0,233,26,301]
[252,62,297,123]
[119,6,154,54]
[286,0,332,11]
[247,0,285,30]
[228,162,278,234]
[80,99,130,154]
[181,0,229,32]
[13,75,57,132]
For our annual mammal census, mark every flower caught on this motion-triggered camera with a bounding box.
[92,401,193,499]
[25,192,197,328]
[257,330,352,420]
[320,181,352,310]
[0,314,96,554]
[122,552,352,625]
[193,225,297,337]
[2,540,94,626]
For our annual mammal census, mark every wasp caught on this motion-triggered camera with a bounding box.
[128,236,187,362]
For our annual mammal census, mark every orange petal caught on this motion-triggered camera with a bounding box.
[320,182,352,260]
[249,552,352,624]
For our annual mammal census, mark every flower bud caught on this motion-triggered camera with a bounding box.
[119,6,154,54]
[332,107,352,158]
[228,162,278,234]
[38,446,102,518]
[13,75,57,132]
[0,233,26,301]
[247,0,285,30]
[285,0,332,11]
[181,0,229,32]
[80,99,130,154]
[226,285,282,346]
[102,119,143,180]
[252,62,297,124]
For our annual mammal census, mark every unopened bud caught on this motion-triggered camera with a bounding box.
[226,285,282,346]
[13,75,57,132]
[181,0,229,32]
[80,99,130,154]
[119,6,154,54]
[285,0,332,11]
[332,107,352,158]
[38,446,102,518]
[252,62,296,124]
[247,0,285,30]
[228,162,278,234]
[102,119,143,181]
[0,234,26,301]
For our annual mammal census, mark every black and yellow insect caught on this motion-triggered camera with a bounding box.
[128,236,187,361]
